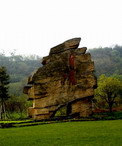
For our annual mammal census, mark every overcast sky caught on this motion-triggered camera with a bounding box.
[0,0,122,57]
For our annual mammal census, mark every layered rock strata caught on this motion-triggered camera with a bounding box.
[24,38,97,120]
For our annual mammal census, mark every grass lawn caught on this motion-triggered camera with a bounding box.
[0,120,122,146]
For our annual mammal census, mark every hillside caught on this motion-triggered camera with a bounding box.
[0,54,42,83]
[89,45,122,76]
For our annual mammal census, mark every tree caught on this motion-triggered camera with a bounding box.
[0,67,10,119]
[95,75,122,112]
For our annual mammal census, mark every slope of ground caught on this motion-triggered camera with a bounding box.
[0,120,122,146]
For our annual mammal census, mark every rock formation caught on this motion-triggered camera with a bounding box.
[23,38,97,120]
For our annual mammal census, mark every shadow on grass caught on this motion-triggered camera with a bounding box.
[0,111,122,128]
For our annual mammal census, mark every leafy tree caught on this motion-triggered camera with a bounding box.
[0,67,10,119]
[6,95,29,119]
[95,75,122,112]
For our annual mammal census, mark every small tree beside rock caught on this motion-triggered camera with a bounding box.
[95,75,122,112]
[0,67,10,119]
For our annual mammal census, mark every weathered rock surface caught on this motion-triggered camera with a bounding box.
[24,38,97,120]
[49,38,81,55]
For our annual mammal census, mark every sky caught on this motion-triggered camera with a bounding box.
[0,0,122,57]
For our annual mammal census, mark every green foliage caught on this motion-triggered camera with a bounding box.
[0,67,9,100]
[93,111,122,120]
[9,81,27,96]
[0,120,122,145]
[55,106,67,117]
[5,95,30,120]
[0,67,10,119]
[89,45,122,76]
[0,54,41,83]
[111,74,122,81]
[95,75,122,112]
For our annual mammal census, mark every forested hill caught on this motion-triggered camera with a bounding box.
[89,45,122,76]
[0,54,42,83]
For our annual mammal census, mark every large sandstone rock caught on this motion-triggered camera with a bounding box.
[24,38,97,120]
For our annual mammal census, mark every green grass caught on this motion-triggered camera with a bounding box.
[0,120,122,146]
